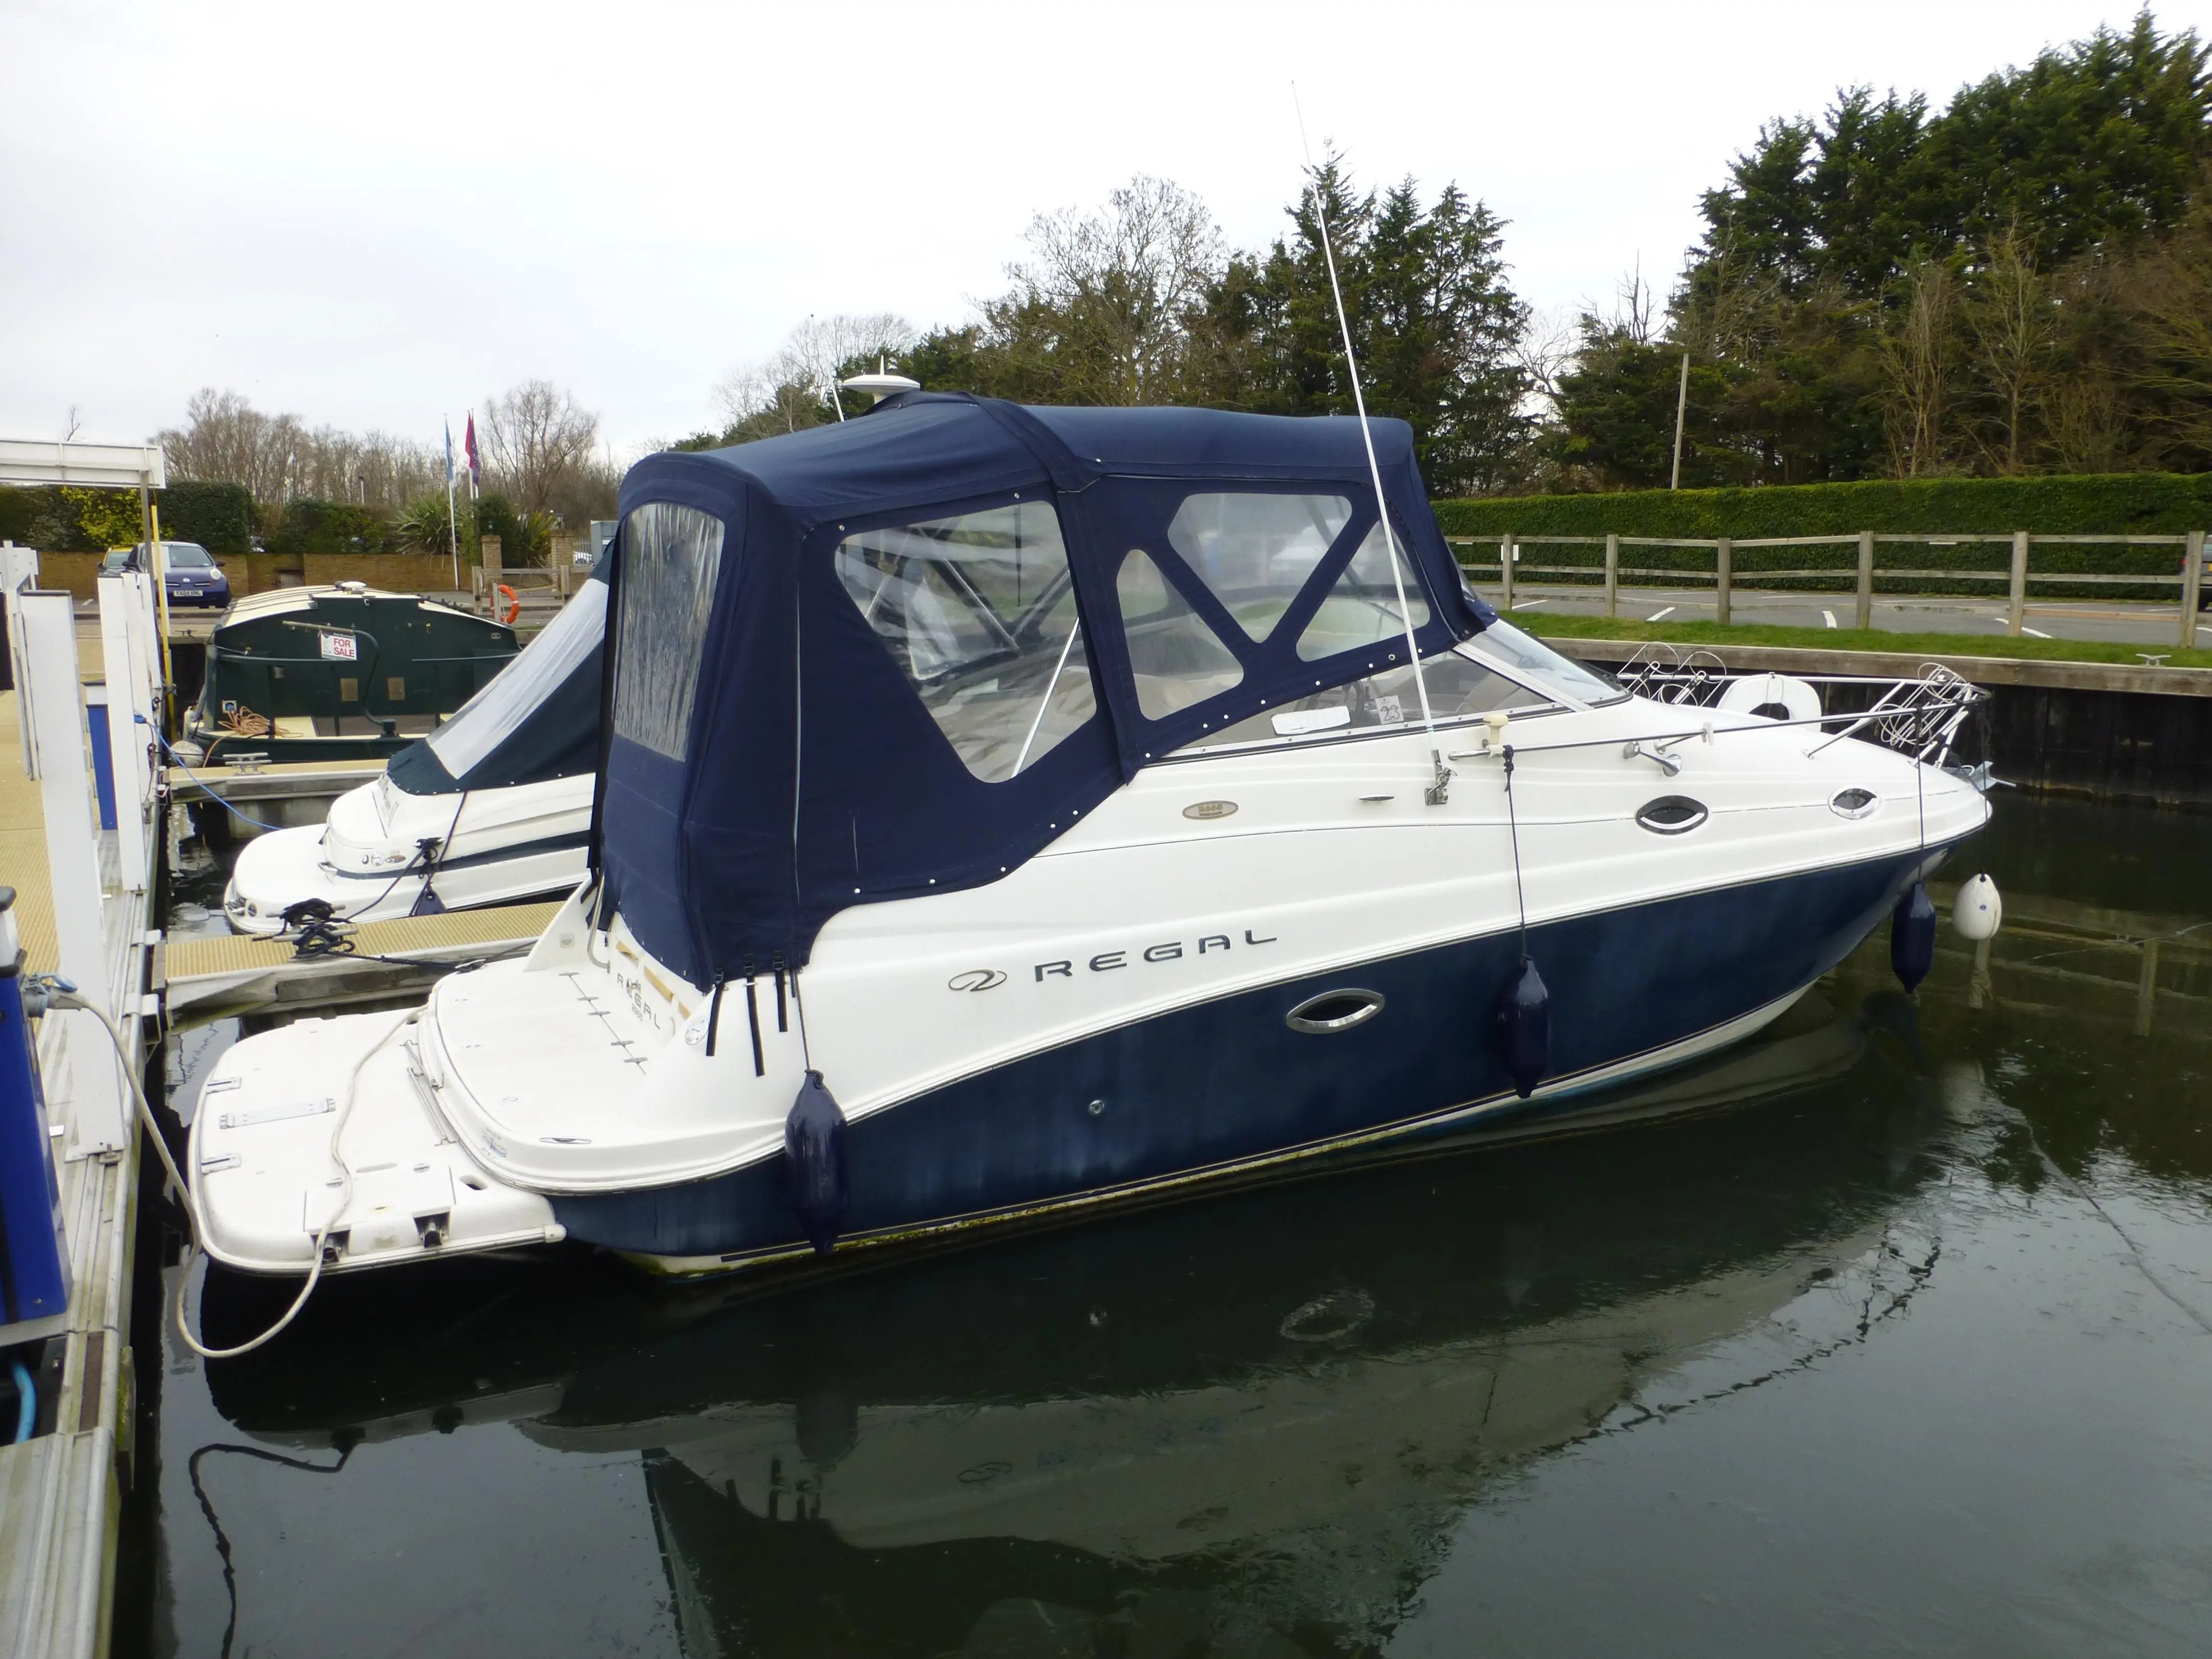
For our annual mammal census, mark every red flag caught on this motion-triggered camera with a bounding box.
[463,414,481,490]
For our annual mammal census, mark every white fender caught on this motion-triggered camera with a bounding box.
[1953,872,2003,940]
[1717,672,1823,723]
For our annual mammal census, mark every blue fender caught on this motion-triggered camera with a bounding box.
[1494,958,1550,1100]
[784,1071,849,1257]
[1891,883,1937,993]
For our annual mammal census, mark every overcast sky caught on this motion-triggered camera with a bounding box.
[1,0,2194,457]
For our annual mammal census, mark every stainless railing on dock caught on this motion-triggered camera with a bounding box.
[0,560,162,1657]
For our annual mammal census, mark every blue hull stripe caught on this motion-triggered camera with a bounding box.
[552,844,1946,1261]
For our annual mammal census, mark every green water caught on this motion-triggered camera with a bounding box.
[120,794,2211,1657]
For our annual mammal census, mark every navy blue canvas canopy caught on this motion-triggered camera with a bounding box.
[387,562,608,794]
[600,394,1494,983]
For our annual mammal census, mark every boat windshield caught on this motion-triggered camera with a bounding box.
[836,501,1097,782]
[426,578,606,778]
[1464,620,1626,706]
[1175,645,1553,756]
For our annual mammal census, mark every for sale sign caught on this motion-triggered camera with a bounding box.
[317,631,359,662]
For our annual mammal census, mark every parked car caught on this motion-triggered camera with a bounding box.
[105,541,232,609]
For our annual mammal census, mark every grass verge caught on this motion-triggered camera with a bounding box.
[1525,612,2212,670]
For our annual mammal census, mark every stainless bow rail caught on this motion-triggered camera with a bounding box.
[1609,643,1990,771]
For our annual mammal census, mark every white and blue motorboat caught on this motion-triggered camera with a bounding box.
[186,396,1992,1283]
[221,565,606,932]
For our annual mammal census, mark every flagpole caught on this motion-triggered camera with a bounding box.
[444,415,461,593]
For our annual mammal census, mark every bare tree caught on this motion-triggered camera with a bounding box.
[1513,305,1581,420]
[157,388,444,505]
[787,313,914,395]
[1964,230,2057,473]
[159,389,285,496]
[1607,259,1660,347]
[2041,375,2133,473]
[2113,225,2212,463]
[479,380,601,516]
[1876,261,1961,477]
[711,313,917,436]
[987,176,1226,404]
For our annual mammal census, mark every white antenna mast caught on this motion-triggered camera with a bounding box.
[1292,86,1449,806]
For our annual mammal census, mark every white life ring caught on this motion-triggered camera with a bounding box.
[1717,672,1823,724]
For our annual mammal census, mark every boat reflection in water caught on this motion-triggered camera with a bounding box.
[206,987,1947,1657]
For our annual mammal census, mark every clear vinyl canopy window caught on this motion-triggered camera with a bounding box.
[614,502,725,761]
[1115,547,1246,720]
[425,578,607,779]
[836,500,1097,782]
[1164,493,1353,642]
[1294,520,1432,661]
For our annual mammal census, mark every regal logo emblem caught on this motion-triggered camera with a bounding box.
[947,969,1006,993]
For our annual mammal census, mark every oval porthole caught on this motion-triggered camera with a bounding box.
[1286,988,1386,1035]
[1635,796,1708,835]
[1831,787,1878,820]
[1183,799,1239,821]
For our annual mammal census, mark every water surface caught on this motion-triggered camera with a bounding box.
[120,795,2212,1657]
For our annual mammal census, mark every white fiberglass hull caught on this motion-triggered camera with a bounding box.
[188,690,1990,1281]
[223,772,592,932]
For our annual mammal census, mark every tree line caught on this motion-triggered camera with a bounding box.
[690,167,1532,497]
[50,9,2207,542]
[1561,10,2212,490]
[118,381,621,562]
[701,12,2209,498]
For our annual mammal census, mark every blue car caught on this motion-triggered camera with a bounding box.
[104,541,232,609]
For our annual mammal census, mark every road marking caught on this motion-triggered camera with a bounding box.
[1510,599,1547,610]
[1647,606,1676,622]
[2021,626,2052,639]
[1822,610,1837,628]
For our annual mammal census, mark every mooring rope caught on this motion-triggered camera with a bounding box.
[1503,743,1529,963]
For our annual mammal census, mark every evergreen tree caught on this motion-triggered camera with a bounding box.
[1222,160,1533,495]
[1557,11,2212,488]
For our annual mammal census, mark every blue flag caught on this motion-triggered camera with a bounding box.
[444,418,455,485]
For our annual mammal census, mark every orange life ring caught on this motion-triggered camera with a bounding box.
[496,583,520,624]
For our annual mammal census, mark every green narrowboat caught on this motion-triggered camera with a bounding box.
[182,582,519,764]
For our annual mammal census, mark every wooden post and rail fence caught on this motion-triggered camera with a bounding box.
[468,531,582,618]
[1465,529,2208,648]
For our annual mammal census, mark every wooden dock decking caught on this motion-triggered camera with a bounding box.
[164,900,563,1019]
[0,691,66,980]
[162,756,385,809]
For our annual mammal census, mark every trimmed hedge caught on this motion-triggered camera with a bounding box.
[159,482,254,557]
[0,480,255,557]
[1433,473,2212,540]
[268,498,389,558]
[0,485,90,550]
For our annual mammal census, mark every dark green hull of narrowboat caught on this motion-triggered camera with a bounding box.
[184,584,517,764]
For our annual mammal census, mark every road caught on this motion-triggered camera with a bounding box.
[1476,581,2211,653]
